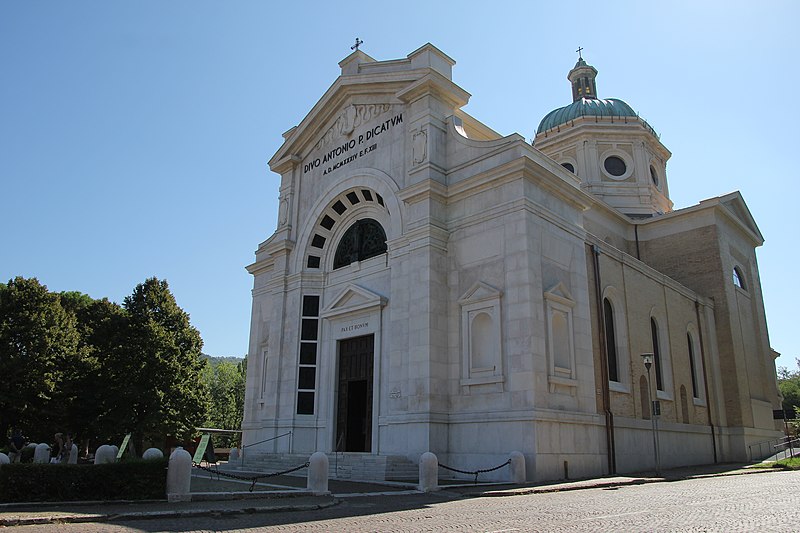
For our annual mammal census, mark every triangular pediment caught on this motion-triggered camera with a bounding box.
[458,281,502,304]
[544,282,574,305]
[719,192,763,245]
[321,284,387,318]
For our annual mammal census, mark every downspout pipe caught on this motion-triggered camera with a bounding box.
[590,244,616,474]
[695,300,718,463]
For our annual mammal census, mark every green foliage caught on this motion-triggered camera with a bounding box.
[0,459,168,502]
[113,278,210,448]
[778,360,800,417]
[1,276,213,454]
[202,357,246,447]
[771,456,800,470]
[0,277,80,441]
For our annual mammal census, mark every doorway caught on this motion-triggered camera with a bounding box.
[336,334,374,452]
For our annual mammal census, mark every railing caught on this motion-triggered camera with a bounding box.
[748,436,799,462]
[772,437,800,461]
[240,431,292,462]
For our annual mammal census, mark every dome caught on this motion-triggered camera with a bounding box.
[537,97,643,134]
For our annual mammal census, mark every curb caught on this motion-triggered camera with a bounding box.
[470,466,777,497]
[0,499,340,527]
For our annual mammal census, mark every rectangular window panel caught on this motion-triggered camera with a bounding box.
[320,215,335,230]
[300,342,317,365]
[311,234,326,248]
[346,191,360,205]
[301,319,318,341]
[297,391,314,415]
[298,367,316,390]
[302,295,320,317]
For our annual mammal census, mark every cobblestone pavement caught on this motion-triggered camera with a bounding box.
[8,470,799,532]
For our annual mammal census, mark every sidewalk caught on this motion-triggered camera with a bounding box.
[0,462,779,527]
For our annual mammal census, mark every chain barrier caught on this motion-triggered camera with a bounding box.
[438,459,511,483]
[193,461,310,492]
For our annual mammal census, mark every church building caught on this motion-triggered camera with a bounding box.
[242,44,782,481]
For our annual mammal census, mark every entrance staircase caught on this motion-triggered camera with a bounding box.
[231,452,418,482]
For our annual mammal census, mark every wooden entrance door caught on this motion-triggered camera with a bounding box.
[336,334,374,452]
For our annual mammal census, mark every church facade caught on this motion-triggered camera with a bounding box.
[242,44,782,481]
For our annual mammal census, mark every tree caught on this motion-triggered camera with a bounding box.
[203,357,246,447]
[0,277,80,441]
[778,360,800,421]
[59,294,127,450]
[107,278,209,452]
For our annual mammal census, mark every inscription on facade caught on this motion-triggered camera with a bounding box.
[304,113,403,175]
[341,322,368,333]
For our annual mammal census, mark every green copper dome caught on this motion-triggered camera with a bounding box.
[537,97,643,134]
[536,54,659,138]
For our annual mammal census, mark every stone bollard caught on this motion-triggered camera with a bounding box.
[0,453,9,466]
[94,444,116,464]
[229,447,239,462]
[34,443,50,464]
[307,451,329,495]
[143,448,164,460]
[418,452,439,492]
[167,447,192,502]
[68,444,78,464]
[509,451,526,483]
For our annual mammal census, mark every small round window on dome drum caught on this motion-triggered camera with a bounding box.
[650,165,660,187]
[561,162,575,173]
[604,156,626,177]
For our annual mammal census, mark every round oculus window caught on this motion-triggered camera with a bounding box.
[650,165,660,187]
[604,156,627,177]
[561,162,575,173]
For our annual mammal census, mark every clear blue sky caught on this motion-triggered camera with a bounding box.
[2,2,798,370]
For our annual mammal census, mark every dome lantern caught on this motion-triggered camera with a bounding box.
[568,52,598,102]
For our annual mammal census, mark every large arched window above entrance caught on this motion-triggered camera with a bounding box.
[333,218,387,269]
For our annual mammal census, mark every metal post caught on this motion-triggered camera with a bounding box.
[642,353,661,477]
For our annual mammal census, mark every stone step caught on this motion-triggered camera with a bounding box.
[231,452,418,482]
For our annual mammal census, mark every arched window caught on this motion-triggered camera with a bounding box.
[552,312,570,370]
[603,298,619,382]
[650,318,664,391]
[333,219,387,269]
[733,266,746,289]
[687,332,699,398]
[470,312,494,370]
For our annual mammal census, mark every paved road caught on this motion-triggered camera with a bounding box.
[11,470,800,532]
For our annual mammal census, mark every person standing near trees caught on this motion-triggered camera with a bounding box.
[8,428,26,463]
[62,433,73,463]
[51,433,64,464]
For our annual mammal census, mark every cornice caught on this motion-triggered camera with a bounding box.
[397,179,448,204]
[394,71,470,108]
[270,154,302,175]
[586,232,715,308]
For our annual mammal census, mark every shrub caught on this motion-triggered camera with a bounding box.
[0,459,168,502]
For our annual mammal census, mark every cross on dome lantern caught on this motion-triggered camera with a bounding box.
[351,38,364,51]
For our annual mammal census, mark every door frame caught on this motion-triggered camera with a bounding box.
[320,284,386,454]
[336,334,374,452]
